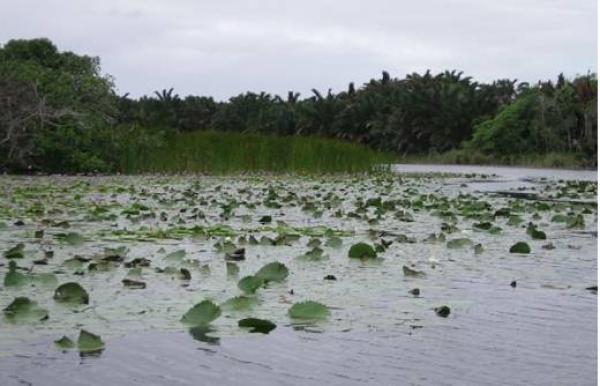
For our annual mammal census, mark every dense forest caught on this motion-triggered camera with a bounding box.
[0,38,597,172]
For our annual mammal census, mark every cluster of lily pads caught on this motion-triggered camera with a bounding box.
[0,174,596,355]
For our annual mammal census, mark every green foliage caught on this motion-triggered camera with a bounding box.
[181,300,222,326]
[0,38,596,172]
[288,301,330,320]
[53,282,89,304]
[509,242,531,254]
[348,242,377,259]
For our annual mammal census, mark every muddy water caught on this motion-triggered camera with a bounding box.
[0,166,596,386]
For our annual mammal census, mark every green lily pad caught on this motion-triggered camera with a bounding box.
[288,301,330,320]
[56,232,85,246]
[348,243,377,259]
[221,296,258,311]
[181,300,221,326]
[78,330,104,354]
[446,238,473,249]
[325,236,343,248]
[238,318,276,334]
[254,262,289,283]
[4,261,28,287]
[53,282,89,304]
[55,336,75,350]
[509,242,531,254]
[4,243,25,259]
[3,297,48,321]
[237,275,265,294]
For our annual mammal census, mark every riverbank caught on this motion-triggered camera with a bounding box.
[399,149,596,170]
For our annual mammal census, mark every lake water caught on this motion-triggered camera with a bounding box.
[0,165,596,386]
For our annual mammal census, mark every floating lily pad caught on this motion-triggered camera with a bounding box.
[78,330,104,355]
[4,243,25,259]
[56,232,85,246]
[510,242,531,254]
[53,282,89,304]
[4,261,28,287]
[55,336,75,350]
[3,297,48,321]
[288,301,330,320]
[238,318,276,334]
[181,300,221,326]
[446,238,473,249]
[221,296,258,311]
[348,243,377,259]
[237,276,265,294]
[254,262,289,283]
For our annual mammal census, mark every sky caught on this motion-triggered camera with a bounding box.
[0,0,597,100]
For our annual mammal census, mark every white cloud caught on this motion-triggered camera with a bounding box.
[0,0,596,99]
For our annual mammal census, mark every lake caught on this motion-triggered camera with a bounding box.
[0,165,596,386]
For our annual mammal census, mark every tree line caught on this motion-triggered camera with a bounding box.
[0,38,596,172]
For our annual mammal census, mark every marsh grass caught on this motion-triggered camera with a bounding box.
[119,131,395,174]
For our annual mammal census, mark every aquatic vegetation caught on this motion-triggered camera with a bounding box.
[0,173,595,356]
[288,301,330,320]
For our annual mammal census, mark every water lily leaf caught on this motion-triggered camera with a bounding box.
[238,318,276,334]
[288,301,330,320]
[298,246,327,261]
[510,242,531,254]
[55,336,75,350]
[226,262,240,277]
[237,276,265,294]
[403,265,425,277]
[446,238,473,249]
[348,243,377,259]
[435,305,451,317]
[4,243,25,259]
[188,325,220,344]
[567,214,585,229]
[324,236,343,248]
[56,232,85,246]
[221,296,258,311]
[4,261,28,287]
[3,297,48,321]
[181,300,221,326]
[254,262,289,283]
[53,282,89,304]
[78,330,104,355]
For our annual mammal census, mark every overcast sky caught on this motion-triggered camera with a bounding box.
[1,0,597,99]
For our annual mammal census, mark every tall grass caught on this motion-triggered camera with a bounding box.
[119,131,395,174]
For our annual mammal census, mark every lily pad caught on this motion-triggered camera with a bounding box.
[446,238,473,249]
[238,318,276,334]
[221,296,258,311]
[4,243,25,259]
[56,232,85,246]
[4,261,28,287]
[54,282,89,304]
[348,243,377,259]
[78,330,104,355]
[181,300,221,326]
[509,242,531,254]
[3,297,48,321]
[288,301,330,320]
[237,276,265,294]
[254,262,289,283]
[55,336,75,350]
